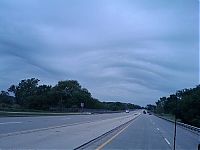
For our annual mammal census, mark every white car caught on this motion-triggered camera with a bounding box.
[125,110,129,113]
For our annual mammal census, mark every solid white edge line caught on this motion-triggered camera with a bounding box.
[164,138,170,145]
[0,122,22,125]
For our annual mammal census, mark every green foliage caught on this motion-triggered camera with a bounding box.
[0,91,14,105]
[102,102,140,111]
[146,104,156,111]
[1,78,140,112]
[153,86,200,127]
[8,78,40,105]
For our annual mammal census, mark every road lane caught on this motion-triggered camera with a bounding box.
[102,114,171,150]
[0,111,138,134]
[101,114,199,150]
[1,111,198,149]
[149,114,199,150]
[0,112,140,149]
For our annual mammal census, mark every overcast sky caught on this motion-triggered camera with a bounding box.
[0,0,199,106]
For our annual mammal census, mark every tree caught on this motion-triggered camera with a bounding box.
[3,78,141,113]
[8,78,40,106]
[154,86,200,127]
[146,104,156,111]
[0,90,14,105]
[155,97,167,114]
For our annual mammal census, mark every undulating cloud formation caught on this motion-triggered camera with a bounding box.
[0,0,199,106]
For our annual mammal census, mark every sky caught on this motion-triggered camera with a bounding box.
[0,0,199,106]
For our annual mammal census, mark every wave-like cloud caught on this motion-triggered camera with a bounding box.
[0,0,198,105]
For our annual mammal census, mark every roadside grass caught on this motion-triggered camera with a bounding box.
[0,110,90,117]
[158,113,181,122]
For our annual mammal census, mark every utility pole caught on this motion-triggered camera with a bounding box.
[173,96,178,150]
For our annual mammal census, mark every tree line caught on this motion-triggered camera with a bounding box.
[0,78,141,112]
[146,85,200,127]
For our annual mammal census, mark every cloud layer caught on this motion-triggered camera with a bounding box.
[0,0,199,105]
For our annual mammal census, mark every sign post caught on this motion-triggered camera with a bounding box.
[81,102,84,112]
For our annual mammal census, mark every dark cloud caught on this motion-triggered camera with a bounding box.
[0,0,198,106]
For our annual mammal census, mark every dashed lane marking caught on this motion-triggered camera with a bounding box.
[164,138,170,145]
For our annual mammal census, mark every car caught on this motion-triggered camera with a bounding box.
[143,110,146,114]
[125,110,129,113]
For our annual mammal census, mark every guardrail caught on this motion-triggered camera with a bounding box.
[155,114,200,134]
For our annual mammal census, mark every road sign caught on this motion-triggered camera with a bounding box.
[81,102,84,108]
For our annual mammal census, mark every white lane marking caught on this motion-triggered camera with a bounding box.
[164,138,170,145]
[0,122,22,125]
[84,116,90,119]
[157,128,160,131]
[61,118,71,120]
[150,119,155,125]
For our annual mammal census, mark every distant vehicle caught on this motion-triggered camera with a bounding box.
[149,113,152,115]
[143,110,146,114]
[125,110,129,113]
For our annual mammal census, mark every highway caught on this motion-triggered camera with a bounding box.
[0,112,135,134]
[0,111,139,149]
[0,111,199,149]
[98,114,199,150]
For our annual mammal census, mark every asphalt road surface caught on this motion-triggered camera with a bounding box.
[0,111,140,149]
[0,111,136,134]
[100,113,199,150]
[0,111,199,149]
